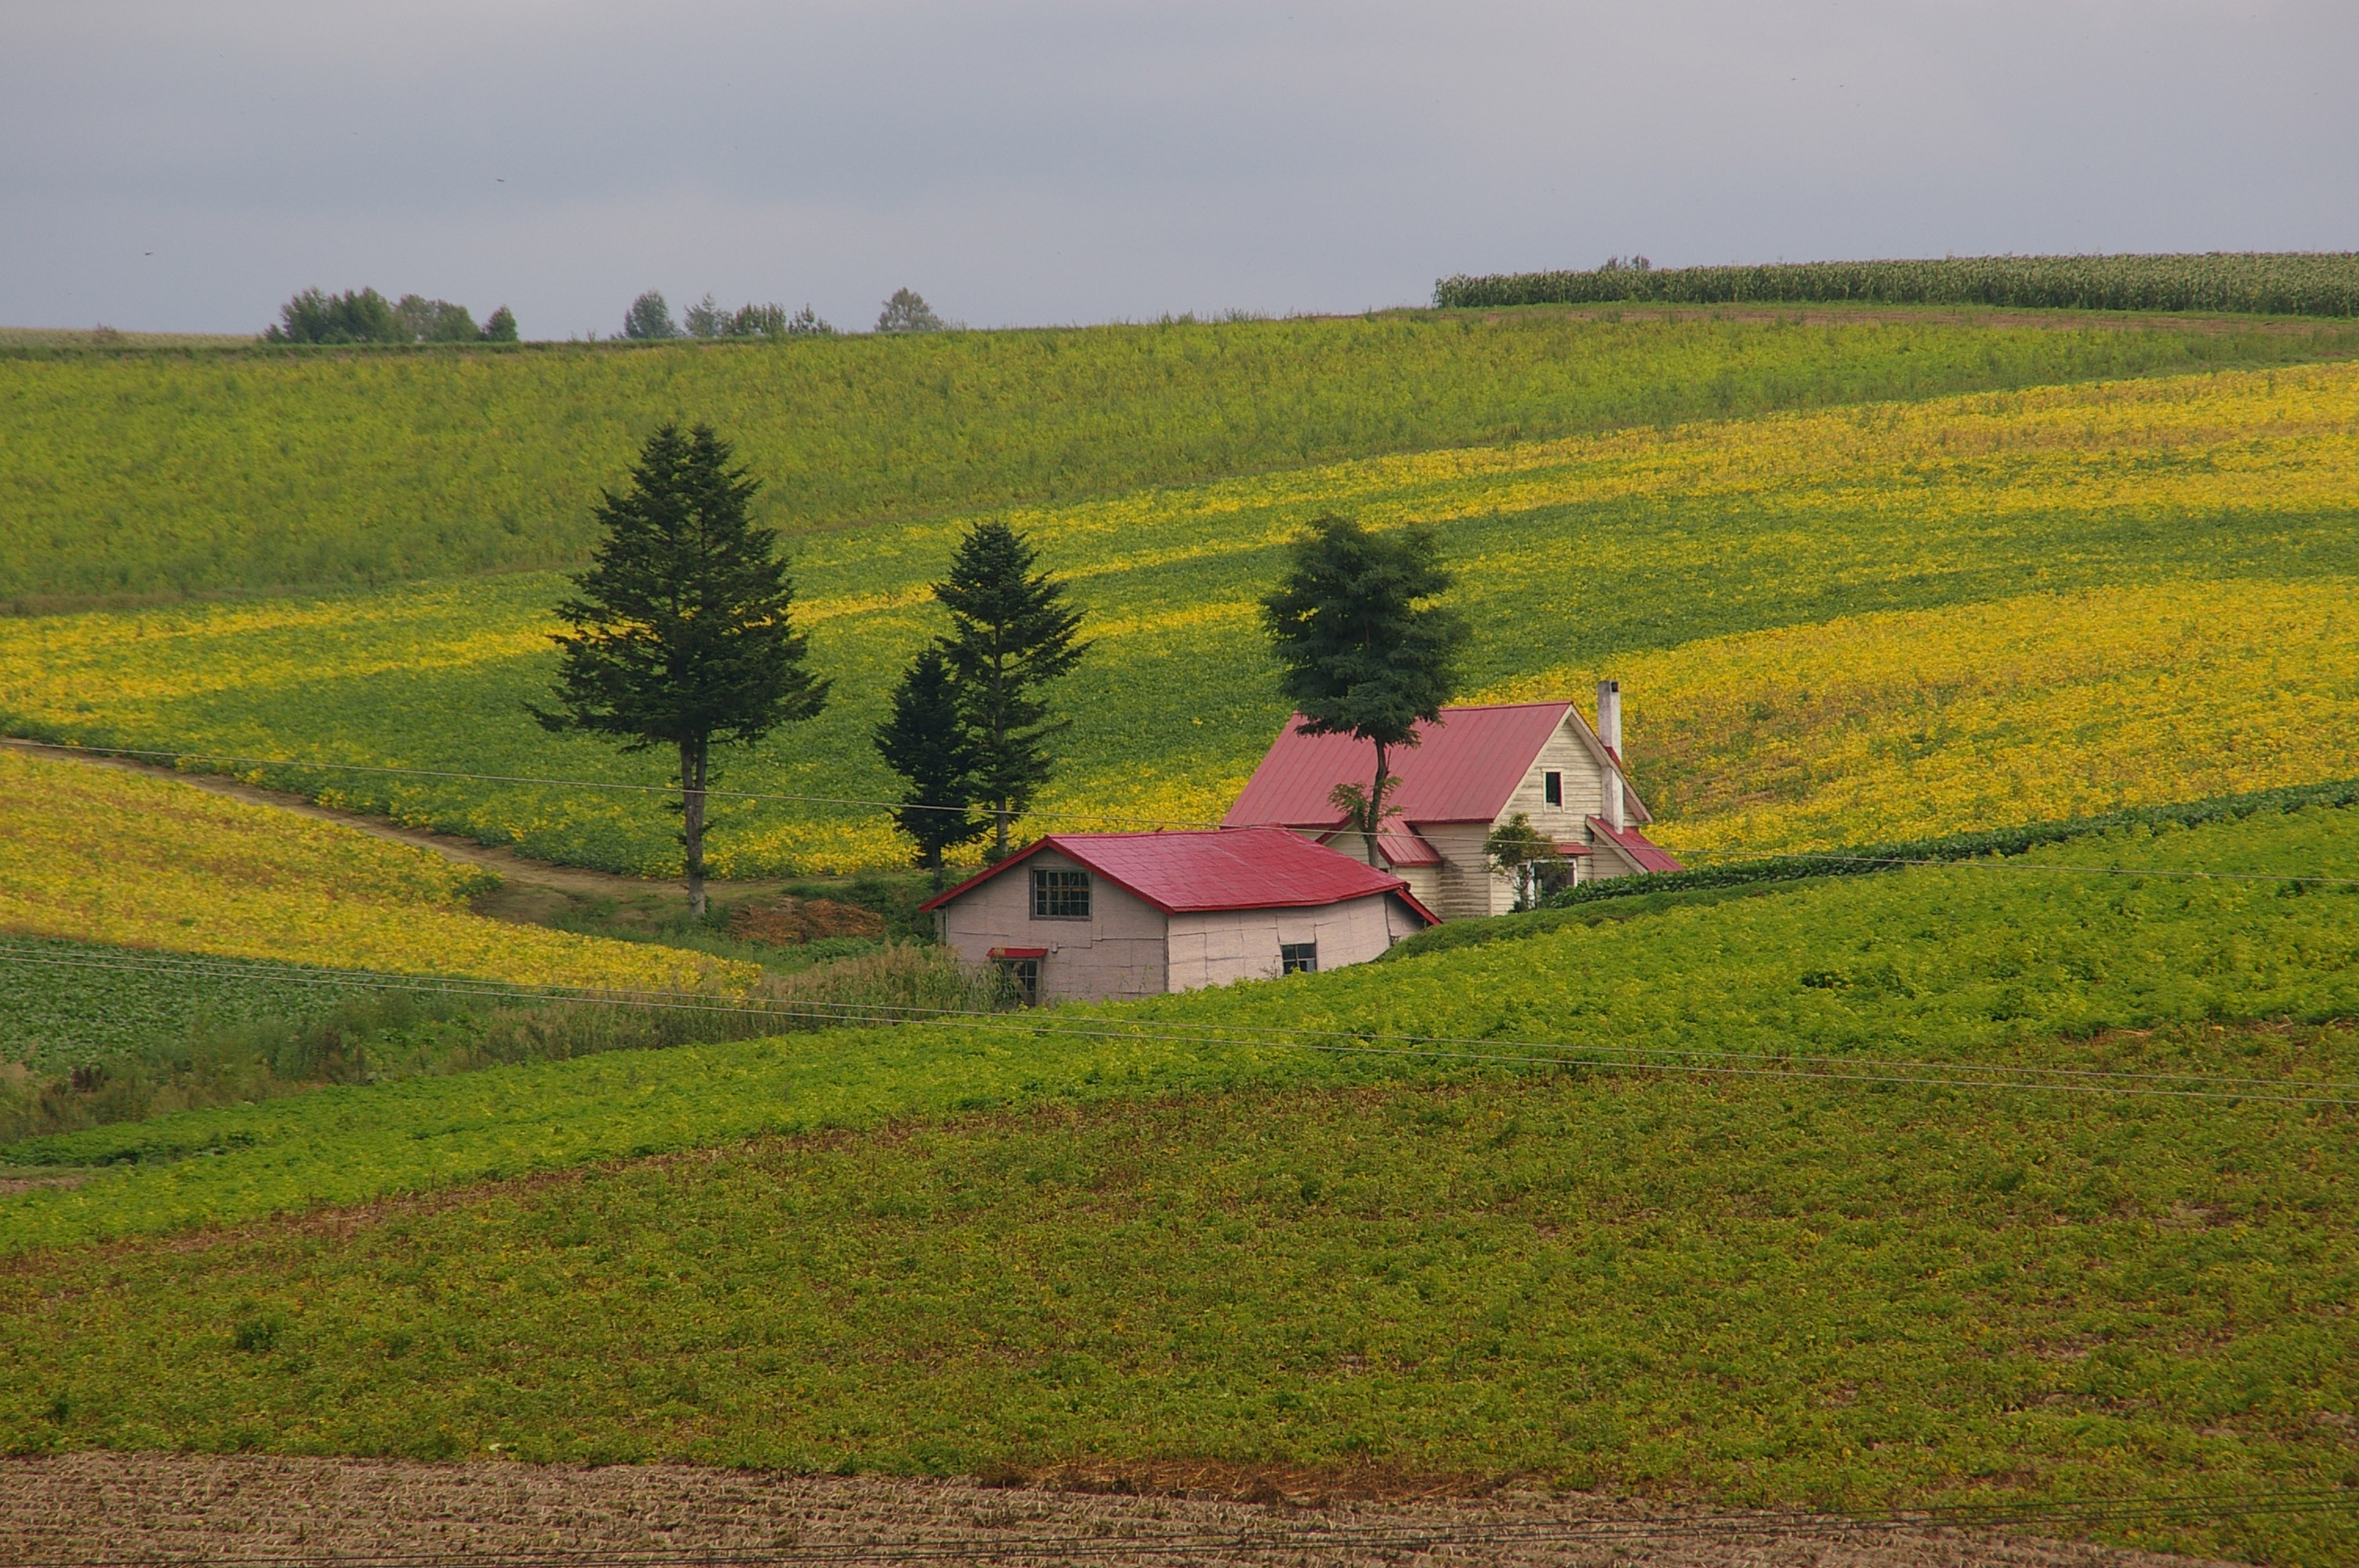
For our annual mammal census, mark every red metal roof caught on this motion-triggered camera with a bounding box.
[919,827,1441,924]
[1224,702,1578,829]
[1587,817,1685,873]
[1315,826,1444,867]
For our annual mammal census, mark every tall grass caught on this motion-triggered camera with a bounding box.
[0,942,1000,1146]
[1436,252,2359,315]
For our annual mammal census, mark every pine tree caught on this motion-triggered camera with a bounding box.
[933,522,1089,858]
[532,422,828,916]
[1259,515,1470,866]
[874,645,987,879]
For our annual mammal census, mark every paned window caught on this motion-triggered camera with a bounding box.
[998,957,1041,1006]
[1543,771,1563,807]
[1280,942,1318,975]
[1031,868,1091,918]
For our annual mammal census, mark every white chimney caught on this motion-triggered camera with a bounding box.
[1598,678,1626,832]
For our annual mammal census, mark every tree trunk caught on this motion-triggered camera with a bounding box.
[679,737,710,920]
[994,802,1010,861]
[1363,741,1391,867]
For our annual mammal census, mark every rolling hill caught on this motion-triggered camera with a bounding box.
[6,802,2358,1564]
[4,358,2356,875]
[7,297,2359,1564]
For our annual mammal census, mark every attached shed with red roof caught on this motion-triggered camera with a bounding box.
[918,828,1438,1004]
[1222,680,1681,920]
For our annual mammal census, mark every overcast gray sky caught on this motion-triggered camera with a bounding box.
[5,0,2354,336]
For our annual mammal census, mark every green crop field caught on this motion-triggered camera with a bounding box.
[1437,250,2359,315]
[0,938,380,1072]
[5,358,2357,875]
[5,310,2350,607]
[6,804,2358,1565]
[9,800,2356,1247]
[7,297,2359,1561]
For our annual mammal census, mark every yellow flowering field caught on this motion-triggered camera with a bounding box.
[992,357,2359,565]
[0,748,754,991]
[0,361,2352,873]
[1481,579,2359,856]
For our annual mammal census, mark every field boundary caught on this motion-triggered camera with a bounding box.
[1387,778,2359,961]
[1436,252,2359,316]
[0,1454,2244,1567]
[0,737,716,907]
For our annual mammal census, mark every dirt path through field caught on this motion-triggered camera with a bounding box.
[0,1453,2245,1567]
[0,738,793,922]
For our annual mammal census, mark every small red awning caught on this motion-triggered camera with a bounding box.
[987,946,1049,960]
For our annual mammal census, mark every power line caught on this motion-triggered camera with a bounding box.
[24,941,2348,1098]
[14,737,2357,891]
[20,941,2359,1096]
[0,739,1216,829]
[1648,846,2359,888]
[8,942,2355,1108]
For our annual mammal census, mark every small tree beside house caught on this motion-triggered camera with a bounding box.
[1483,812,1568,912]
[1258,515,1471,867]
[532,421,829,918]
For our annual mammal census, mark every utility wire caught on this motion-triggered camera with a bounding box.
[8,943,2356,1107]
[1648,846,2359,888]
[8,939,2351,1097]
[9,940,2354,1098]
[0,739,1214,829]
[12,738,2355,888]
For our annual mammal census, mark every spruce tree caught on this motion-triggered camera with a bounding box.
[533,422,828,917]
[933,521,1089,858]
[874,644,987,878]
[1259,515,1470,866]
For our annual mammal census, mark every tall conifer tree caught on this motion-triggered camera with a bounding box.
[533,422,828,916]
[874,644,987,879]
[932,521,1089,858]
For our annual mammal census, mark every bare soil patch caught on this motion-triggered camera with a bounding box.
[0,1453,2243,1566]
[729,896,889,946]
[0,1169,86,1197]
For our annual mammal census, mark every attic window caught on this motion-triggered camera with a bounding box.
[1031,868,1091,919]
[1543,771,1562,807]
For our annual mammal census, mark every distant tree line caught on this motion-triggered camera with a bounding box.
[267,289,518,345]
[1434,252,2359,317]
[620,287,952,342]
[622,292,836,341]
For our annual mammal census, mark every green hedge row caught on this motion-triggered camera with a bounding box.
[1434,253,2359,317]
[1554,777,2359,909]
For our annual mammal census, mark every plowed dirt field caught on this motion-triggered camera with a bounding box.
[0,1453,2241,1566]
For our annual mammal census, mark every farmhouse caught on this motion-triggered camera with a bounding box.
[1222,681,1681,920]
[920,827,1438,1004]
